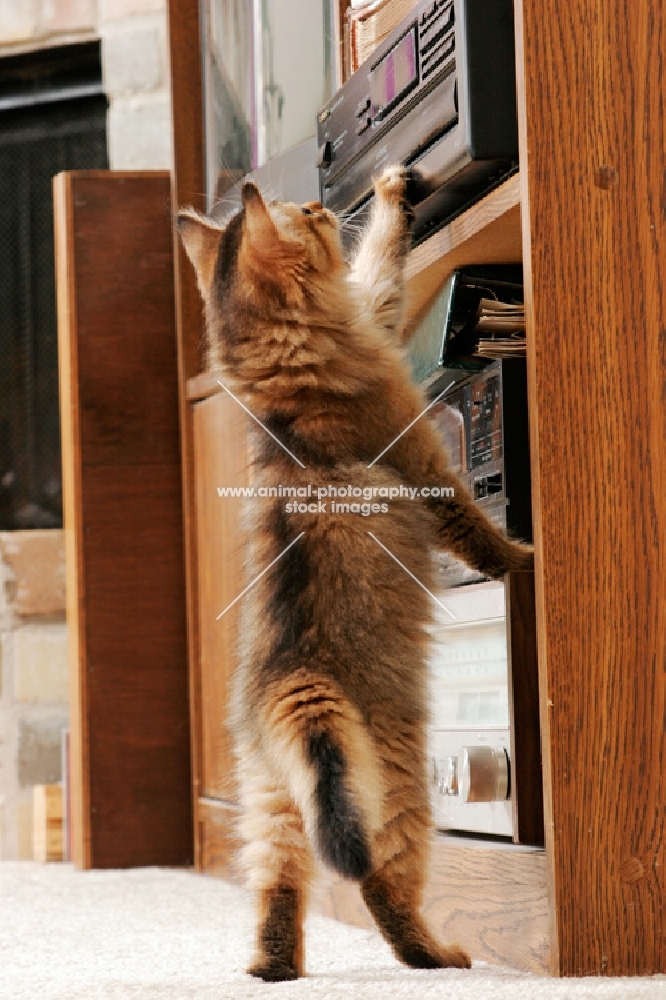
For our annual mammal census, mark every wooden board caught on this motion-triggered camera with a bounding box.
[193,394,249,801]
[506,571,544,847]
[33,785,64,863]
[516,0,666,976]
[404,173,522,334]
[54,171,192,869]
[313,838,549,974]
[167,0,207,868]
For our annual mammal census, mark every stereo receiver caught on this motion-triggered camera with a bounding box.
[407,287,534,838]
[426,364,532,839]
[316,0,518,244]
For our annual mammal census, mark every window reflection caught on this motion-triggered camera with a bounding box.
[202,0,336,208]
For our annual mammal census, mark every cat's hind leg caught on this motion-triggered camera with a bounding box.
[362,859,471,969]
[362,743,471,970]
[238,743,314,981]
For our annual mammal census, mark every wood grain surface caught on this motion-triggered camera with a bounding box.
[193,394,249,801]
[167,0,206,383]
[55,171,192,869]
[313,838,549,973]
[404,173,522,335]
[167,0,207,866]
[516,0,666,976]
[506,571,544,847]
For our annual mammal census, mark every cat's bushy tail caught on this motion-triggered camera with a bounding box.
[260,670,382,880]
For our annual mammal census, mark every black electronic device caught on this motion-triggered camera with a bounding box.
[424,365,533,840]
[316,0,518,245]
[428,360,532,588]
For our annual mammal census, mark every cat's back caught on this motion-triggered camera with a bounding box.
[238,459,435,725]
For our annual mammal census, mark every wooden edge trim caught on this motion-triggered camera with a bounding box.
[167,0,207,869]
[512,0,557,973]
[404,172,522,330]
[54,170,90,870]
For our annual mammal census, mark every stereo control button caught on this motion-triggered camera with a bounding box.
[316,140,333,170]
[459,746,510,802]
[355,97,371,118]
[440,756,459,796]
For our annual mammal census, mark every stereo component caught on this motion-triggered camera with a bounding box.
[426,358,532,589]
[424,364,530,837]
[427,579,513,837]
[316,0,518,245]
[410,284,533,837]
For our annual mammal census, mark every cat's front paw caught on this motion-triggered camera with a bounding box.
[374,164,410,204]
[374,165,437,212]
[507,542,535,573]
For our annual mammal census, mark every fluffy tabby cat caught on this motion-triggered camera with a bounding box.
[178,167,533,982]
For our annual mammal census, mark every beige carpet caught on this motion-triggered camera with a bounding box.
[0,863,664,999]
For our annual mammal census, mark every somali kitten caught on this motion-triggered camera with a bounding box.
[178,167,532,981]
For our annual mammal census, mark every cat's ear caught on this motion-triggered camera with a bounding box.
[177,209,222,297]
[241,182,278,249]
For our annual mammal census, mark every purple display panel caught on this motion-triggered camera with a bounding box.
[370,27,417,117]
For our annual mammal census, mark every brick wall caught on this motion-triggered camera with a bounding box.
[0,0,173,170]
[0,0,174,857]
[0,532,68,859]
[101,0,172,168]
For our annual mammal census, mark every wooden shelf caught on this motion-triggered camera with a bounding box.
[404,171,522,333]
[313,833,549,974]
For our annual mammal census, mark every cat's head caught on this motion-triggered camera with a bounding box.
[178,183,345,330]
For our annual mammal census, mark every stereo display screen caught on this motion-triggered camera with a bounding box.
[370,27,418,118]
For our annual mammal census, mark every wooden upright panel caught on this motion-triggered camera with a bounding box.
[515,1,665,976]
[55,171,192,869]
[193,393,249,802]
[506,570,544,848]
[167,0,207,867]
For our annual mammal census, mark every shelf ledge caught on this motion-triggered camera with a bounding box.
[404,172,522,335]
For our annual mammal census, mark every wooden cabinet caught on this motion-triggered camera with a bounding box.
[167,0,665,977]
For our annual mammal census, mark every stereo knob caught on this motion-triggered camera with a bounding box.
[441,756,459,796]
[459,746,509,803]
